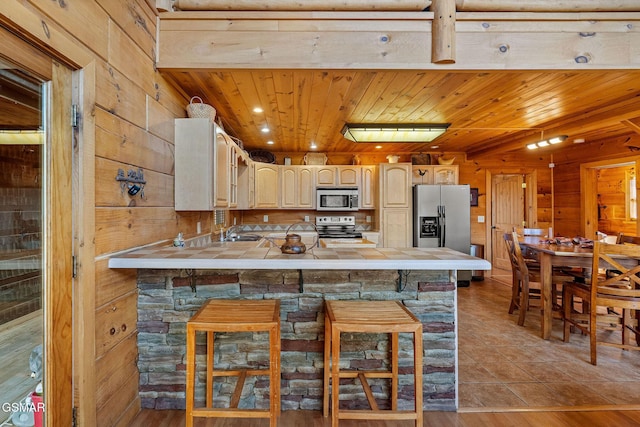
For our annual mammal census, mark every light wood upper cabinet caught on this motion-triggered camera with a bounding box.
[380,163,411,208]
[175,118,232,210]
[298,167,315,208]
[412,165,459,185]
[254,163,280,208]
[412,165,433,185]
[316,166,361,187]
[281,167,297,208]
[433,165,459,185]
[281,166,315,209]
[316,166,337,186]
[338,166,360,186]
[237,157,254,210]
[360,165,377,209]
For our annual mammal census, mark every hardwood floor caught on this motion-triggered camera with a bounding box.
[130,408,640,426]
[459,273,640,410]
[0,310,42,424]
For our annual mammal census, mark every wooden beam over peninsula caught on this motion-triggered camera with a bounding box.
[157,11,640,70]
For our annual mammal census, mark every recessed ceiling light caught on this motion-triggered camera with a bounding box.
[253,107,263,113]
[573,138,585,144]
[430,145,439,149]
[310,143,317,149]
[261,126,269,133]
[266,140,274,145]
[375,145,382,149]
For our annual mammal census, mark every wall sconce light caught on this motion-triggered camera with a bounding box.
[116,168,146,198]
[526,135,567,150]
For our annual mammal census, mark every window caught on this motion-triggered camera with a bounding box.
[626,168,637,221]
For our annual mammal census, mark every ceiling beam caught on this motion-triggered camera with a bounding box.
[157,11,640,70]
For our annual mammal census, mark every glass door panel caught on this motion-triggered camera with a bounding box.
[0,56,44,424]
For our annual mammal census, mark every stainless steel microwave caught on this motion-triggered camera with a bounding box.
[316,187,359,211]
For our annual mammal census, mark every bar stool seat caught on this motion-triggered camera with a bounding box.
[186,299,280,427]
[323,300,423,427]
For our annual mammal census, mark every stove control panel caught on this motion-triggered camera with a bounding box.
[315,216,356,226]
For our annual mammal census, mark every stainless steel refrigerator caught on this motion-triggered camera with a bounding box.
[413,184,471,285]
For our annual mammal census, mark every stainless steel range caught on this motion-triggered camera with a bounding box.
[315,216,362,239]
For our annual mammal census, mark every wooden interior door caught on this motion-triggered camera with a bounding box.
[491,175,525,271]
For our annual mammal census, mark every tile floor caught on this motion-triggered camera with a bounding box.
[457,271,640,410]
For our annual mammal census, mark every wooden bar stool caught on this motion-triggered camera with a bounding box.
[186,299,280,427]
[323,300,423,427]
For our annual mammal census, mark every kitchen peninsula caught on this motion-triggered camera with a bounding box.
[110,241,489,412]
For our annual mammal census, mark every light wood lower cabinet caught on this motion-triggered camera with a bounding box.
[381,209,412,248]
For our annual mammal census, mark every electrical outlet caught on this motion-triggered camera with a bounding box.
[366,215,372,223]
[263,215,269,223]
[304,215,310,222]
[196,221,201,234]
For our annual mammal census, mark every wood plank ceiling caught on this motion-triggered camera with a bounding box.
[162,69,640,158]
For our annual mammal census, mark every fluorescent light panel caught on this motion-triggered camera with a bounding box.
[342,123,450,143]
[526,135,567,150]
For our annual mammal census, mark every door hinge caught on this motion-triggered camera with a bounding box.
[72,255,78,278]
[72,406,77,427]
[71,104,79,128]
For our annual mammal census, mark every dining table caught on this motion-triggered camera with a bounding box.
[518,238,640,340]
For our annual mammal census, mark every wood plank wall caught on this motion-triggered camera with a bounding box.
[0,1,206,426]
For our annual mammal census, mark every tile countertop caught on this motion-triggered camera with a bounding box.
[107,242,491,271]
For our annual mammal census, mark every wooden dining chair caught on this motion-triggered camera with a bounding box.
[504,232,541,326]
[617,233,640,245]
[512,226,553,266]
[513,226,553,239]
[505,232,574,326]
[563,241,640,365]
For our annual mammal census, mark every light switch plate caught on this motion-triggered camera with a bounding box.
[263,215,269,223]
[304,215,310,222]
[478,215,485,223]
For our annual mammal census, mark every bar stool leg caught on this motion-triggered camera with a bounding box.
[331,326,340,427]
[414,328,424,427]
[185,325,195,427]
[391,332,398,411]
[323,310,331,417]
[206,331,214,408]
[269,322,279,427]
